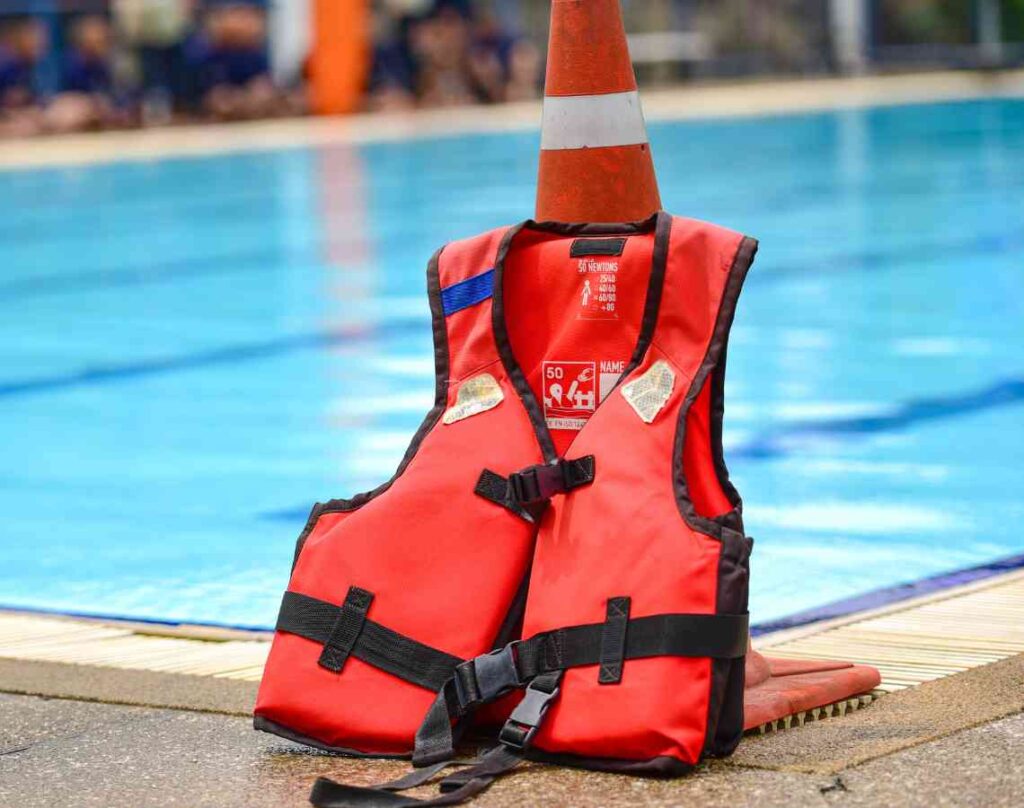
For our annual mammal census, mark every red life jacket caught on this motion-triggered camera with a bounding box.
[255,212,757,802]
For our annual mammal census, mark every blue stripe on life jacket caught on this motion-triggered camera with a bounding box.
[441,269,494,316]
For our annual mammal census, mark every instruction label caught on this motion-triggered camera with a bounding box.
[577,257,618,320]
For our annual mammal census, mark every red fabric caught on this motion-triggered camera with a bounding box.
[503,228,654,454]
[684,380,734,518]
[520,218,747,765]
[255,232,542,754]
[440,226,508,381]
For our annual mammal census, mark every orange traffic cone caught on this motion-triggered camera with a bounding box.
[535,0,880,731]
[535,0,660,222]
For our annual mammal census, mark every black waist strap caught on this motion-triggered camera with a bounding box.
[276,590,463,693]
[453,611,749,710]
[310,609,750,807]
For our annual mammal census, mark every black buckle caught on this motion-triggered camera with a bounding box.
[507,457,595,506]
[498,672,562,750]
[507,464,552,505]
[453,642,521,710]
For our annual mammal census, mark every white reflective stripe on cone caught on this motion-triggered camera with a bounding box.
[540,91,650,151]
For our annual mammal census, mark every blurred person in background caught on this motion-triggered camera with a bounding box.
[367,0,431,111]
[467,7,540,103]
[0,16,47,136]
[370,0,540,110]
[46,15,126,133]
[412,2,476,107]
[186,2,280,120]
[113,0,195,125]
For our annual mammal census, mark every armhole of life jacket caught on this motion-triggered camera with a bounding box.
[673,235,757,541]
[670,234,758,759]
[291,246,451,570]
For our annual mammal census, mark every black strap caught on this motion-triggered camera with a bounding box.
[276,591,462,692]
[472,470,538,523]
[312,610,747,807]
[319,587,374,672]
[310,747,524,808]
[416,610,747,764]
[514,611,749,682]
[597,596,630,684]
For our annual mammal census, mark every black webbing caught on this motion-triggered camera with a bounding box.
[276,591,462,692]
[472,470,537,522]
[513,611,749,682]
[597,597,631,684]
[319,587,374,672]
[412,685,461,767]
[310,747,523,808]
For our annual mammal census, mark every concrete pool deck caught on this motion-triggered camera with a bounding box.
[1,570,1022,806]
[0,655,1021,807]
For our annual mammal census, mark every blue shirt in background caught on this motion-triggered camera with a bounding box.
[0,46,36,107]
[186,35,269,97]
[61,51,112,95]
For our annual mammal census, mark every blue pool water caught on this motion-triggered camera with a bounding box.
[1,99,1022,629]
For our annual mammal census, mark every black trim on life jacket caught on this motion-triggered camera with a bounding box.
[276,591,463,692]
[671,235,758,542]
[661,233,757,758]
[292,246,451,570]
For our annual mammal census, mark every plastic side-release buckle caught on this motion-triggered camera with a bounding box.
[453,642,522,710]
[507,457,595,506]
[498,670,563,750]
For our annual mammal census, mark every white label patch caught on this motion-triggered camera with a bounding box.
[577,257,618,320]
[542,361,596,430]
[599,359,626,402]
[443,373,504,424]
[620,360,675,423]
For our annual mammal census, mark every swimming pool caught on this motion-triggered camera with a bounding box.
[1,98,1022,629]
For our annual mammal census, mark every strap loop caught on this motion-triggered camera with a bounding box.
[597,596,631,684]
[319,586,374,673]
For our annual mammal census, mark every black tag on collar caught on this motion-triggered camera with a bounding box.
[570,237,627,257]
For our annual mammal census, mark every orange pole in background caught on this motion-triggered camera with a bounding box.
[309,0,370,115]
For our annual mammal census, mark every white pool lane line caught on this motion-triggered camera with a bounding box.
[2,70,1023,173]
[0,568,1021,698]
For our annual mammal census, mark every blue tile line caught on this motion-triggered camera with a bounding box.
[0,320,426,399]
[2,227,1018,302]
[732,376,1024,460]
[440,268,494,316]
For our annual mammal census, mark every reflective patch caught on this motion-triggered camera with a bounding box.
[620,361,675,423]
[443,373,504,424]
